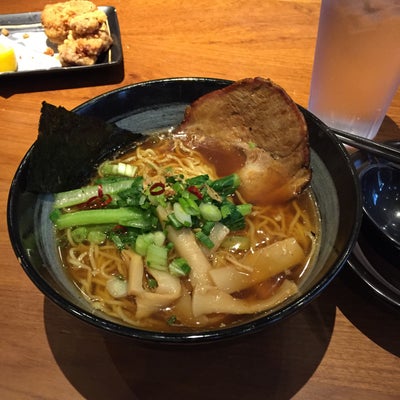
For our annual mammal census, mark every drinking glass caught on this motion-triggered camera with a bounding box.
[308,0,400,140]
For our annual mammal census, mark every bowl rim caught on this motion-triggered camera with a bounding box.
[7,77,362,343]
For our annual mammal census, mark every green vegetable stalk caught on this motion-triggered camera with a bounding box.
[53,179,135,209]
[51,207,158,230]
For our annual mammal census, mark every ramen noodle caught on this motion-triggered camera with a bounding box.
[53,134,320,331]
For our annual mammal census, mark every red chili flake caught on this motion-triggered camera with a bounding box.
[149,182,165,196]
[113,224,127,233]
[187,185,203,200]
[97,184,104,198]
[80,193,112,210]
[101,194,112,206]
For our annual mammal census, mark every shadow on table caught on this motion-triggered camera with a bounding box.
[40,113,399,400]
[376,115,400,142]
[43,289,336,400]
[335,264,400,357]
[0,63,124,98]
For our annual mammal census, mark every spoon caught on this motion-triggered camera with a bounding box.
[329,127,400,164]
[360,163,400,260]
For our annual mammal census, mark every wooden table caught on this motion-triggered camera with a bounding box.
[1,1,399,399]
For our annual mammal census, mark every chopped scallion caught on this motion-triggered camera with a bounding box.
[106,276,128,298]
[167,315,177,325]
[173,202,192,227]
[168,257,191,277]
[135,233,155,256]
[99,162,138,178]
[178,197,200,216]
[202,221,215,235]
[153,231,166,247]
[237,203,253,216]
[147,277,158,289]
[199,203,222,222]
[71,227,88,243]
[167,213,183,229]
[186,174,209,186]
[195,231,215,249]
[209,173,240,196]
[146,243,168,270]
[87,230,107,244]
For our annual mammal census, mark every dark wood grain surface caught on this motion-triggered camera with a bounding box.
[1,1,399,399]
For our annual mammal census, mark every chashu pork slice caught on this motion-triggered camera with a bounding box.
[176,77,311,205]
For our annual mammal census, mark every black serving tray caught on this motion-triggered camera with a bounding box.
[0,6,123,80]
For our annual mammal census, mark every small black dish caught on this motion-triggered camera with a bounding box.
[361,163,400,260]
[0,7,124,93]
[349,142,400,309]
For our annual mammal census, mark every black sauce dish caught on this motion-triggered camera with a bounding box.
[348,142,400,309]
[360,149,400,259]
[7,78,362,344]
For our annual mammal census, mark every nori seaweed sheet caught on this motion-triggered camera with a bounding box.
[26,102,143,193]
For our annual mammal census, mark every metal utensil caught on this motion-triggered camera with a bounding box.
[330,127,400,164]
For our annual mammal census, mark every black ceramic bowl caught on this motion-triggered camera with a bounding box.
[7,78,362,343]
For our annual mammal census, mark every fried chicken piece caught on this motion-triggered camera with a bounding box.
[41,0,97,44]
[70,9,108,36]
[41,0,113,66]
[58,30,113,66]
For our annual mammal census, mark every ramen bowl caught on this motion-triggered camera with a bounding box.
[7,78,362,344]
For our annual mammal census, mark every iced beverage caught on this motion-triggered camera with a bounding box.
[308,0,400,139]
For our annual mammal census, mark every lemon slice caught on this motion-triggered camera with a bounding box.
[0,43,17,72]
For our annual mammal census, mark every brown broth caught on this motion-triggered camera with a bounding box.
[58,134,320,332]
